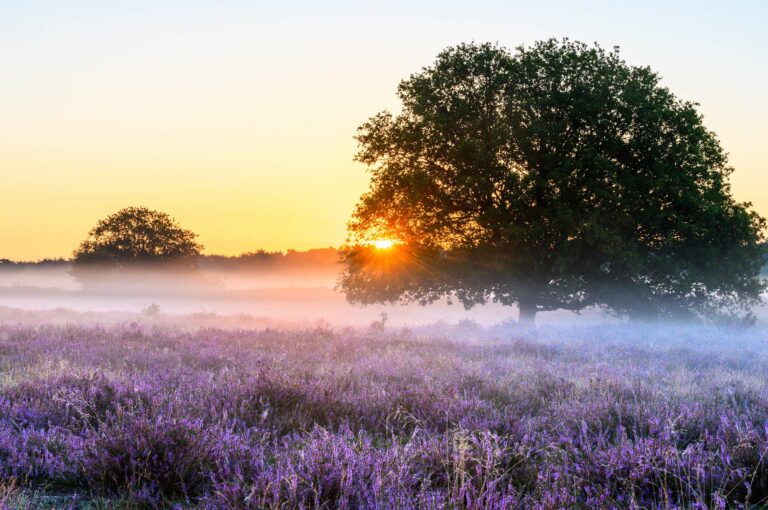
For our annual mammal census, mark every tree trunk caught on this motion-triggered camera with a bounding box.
[518,301,537,327]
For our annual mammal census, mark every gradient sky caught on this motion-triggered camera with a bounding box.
[1,0,766,260]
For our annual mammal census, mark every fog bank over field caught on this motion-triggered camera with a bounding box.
[0,258,615,327]
[1,257,767,328]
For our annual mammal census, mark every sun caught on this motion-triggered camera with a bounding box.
[373,239,395,250]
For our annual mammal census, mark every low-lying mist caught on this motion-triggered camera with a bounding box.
[0,261,632,328]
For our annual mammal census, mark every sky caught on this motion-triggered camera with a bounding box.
[1,0,766,260]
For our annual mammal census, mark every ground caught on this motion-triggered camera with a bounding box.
[0,318,767,509]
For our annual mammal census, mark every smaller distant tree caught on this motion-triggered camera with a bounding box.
[73,207,202,272]
[142,303,161,316]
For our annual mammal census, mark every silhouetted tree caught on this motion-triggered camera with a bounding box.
[73,207,202,270]
[341,40,766,325]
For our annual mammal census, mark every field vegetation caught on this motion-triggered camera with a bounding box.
[0,316,767,508]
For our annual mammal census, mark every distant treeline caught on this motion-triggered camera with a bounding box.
[0,248,341,272]
[3,246,767,276]
[199,248,340,272]
[0,258,68,267]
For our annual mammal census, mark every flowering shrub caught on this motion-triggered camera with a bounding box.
[0,321,766,508]
[81,413,223,504]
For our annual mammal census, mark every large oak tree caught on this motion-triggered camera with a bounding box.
[341,40,765,325]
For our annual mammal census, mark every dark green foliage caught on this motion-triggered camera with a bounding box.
[73,207,202,269]
[342,39,765,322]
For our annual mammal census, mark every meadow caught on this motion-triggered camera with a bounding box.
[1,317,768,509]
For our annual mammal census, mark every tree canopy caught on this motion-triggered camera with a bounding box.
[341,40,766,324]
[73,207,202,269]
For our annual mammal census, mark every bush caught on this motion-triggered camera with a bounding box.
[81,412,224,505]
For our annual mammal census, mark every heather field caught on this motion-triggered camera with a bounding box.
[1,319,768,509]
